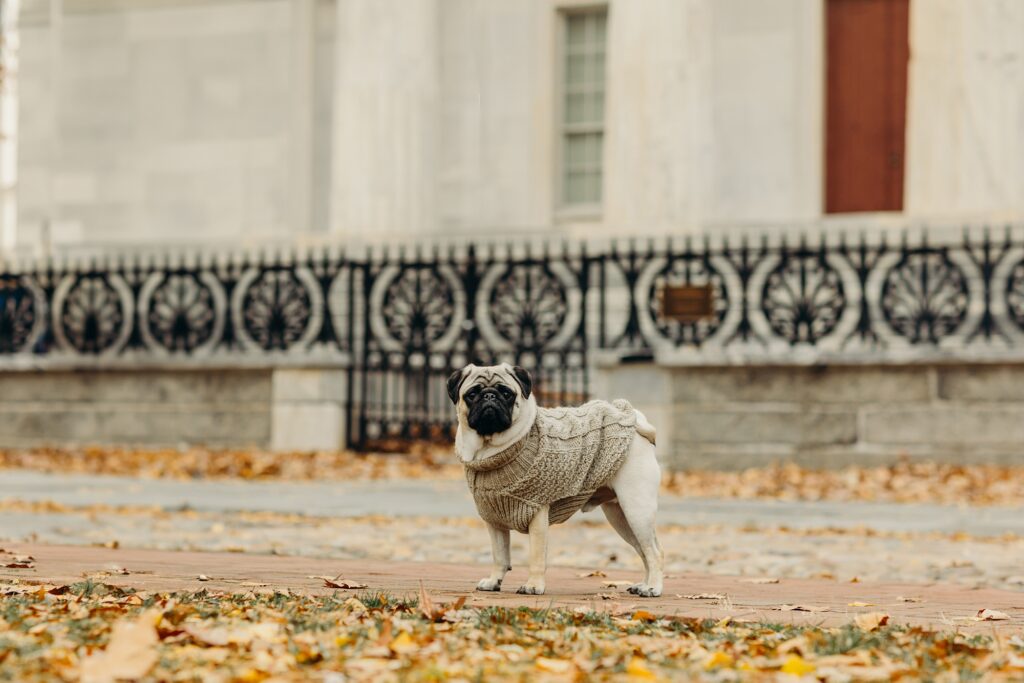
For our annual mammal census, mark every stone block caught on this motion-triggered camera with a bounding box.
[674,409,857,445]
[863,407,1024,446]
[673,366,931,404]
[0,371,272,405]
[271,403,345,452]
[936,365,1024,402]
[272,368,347,403]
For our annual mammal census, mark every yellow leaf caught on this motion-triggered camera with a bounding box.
[627,656,657,678]
[854,612,890,631]
[335,634,352,647]
[704,652,734,670]
[536,657,574,674]
[780,655,816,676]
[79,610,160,683]
[632,609,656,622]
[389,631,418,655]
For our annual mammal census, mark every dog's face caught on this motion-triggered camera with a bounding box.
[447,363,533,437]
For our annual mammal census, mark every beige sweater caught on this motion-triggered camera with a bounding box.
[464,399,638,533]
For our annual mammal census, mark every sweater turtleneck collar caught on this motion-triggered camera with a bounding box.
[462,422,539,473]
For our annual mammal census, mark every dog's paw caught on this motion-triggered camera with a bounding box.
[476,578,502,592]
[627,583,662,598]
[515,582,545,595]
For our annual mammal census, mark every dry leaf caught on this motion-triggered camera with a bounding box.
[781,604,828,613]
[896,596,923,603]
[79,610,160,683]
[596,593,616,600]
[627,655,658,678]
[780,655,816,676]
[974,609,1010,621]
[197,574,210,582]
[389,631,418,655]
[576,570,607,578]
[739,577,779,584]
[602,580,634,588]
[678,593,727,600]
[854,612,890,630]
[847,601,875,607]
[704,652,734,670]
[536,657,574,674]
[632,610,657,622]
[321,576,368,590]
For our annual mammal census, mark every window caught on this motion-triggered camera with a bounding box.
[560,9,607,209]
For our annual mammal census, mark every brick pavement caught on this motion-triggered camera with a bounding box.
[2,544,1022,634]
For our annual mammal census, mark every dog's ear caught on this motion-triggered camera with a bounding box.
[511,365,532,399]
[446,367,468,405]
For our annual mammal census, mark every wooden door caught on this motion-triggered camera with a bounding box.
[825,0,910,213]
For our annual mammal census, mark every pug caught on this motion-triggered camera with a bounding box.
[447,363,663,597]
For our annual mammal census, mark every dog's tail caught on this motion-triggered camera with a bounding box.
[634,409,656,446]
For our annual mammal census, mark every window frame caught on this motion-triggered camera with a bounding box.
[554,4,608,220]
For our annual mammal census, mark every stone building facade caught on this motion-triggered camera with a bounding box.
[4,0,1024,466]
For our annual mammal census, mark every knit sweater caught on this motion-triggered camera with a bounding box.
[463,399,638,533]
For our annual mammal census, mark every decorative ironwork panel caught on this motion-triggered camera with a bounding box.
[1008,257,1024,332]
[381,266,456,351]
[0,275,37,354]
[487,263,569,350]
[57,275,127,354]
[881,250,969,344]
[241,269,313,351]
[145,272,217,352]
[646,256,728,347]
[762,250,846,345]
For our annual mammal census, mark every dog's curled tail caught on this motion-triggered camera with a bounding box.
[634,409,656,446]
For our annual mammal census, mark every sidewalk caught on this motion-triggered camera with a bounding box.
[2,543,1022,634]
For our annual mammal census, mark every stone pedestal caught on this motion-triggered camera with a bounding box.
[271,368,348,452]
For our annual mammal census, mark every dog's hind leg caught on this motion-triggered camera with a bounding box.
[601,500,645,569]
[477,523,511,592]
[608,435,664,598]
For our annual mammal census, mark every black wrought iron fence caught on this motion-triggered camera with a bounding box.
[2,227,1023,448]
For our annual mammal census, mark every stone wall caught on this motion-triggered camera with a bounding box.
[596,363,1024,470]
[0,369,273,447]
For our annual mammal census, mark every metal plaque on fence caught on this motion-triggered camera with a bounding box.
[659,284,715,322]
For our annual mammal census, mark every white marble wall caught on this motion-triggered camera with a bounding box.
[14,0,1024,253]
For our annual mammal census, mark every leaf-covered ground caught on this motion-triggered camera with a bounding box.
[3,447,1023,507]
[2,580,1022,682]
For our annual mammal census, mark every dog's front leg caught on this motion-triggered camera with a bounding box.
[516,505,548,595]
[477,523,511,591]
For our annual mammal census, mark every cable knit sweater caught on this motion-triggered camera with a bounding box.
[463,399,638,533]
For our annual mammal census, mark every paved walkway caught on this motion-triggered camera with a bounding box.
[4,470,1024,536]
[2,543,1022,634]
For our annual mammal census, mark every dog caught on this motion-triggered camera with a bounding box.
[447,363,663,597]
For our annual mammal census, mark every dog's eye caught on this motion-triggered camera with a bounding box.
[498,386,514,399]
[465,387,481,400]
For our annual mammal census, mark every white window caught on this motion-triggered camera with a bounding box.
[560,9,607,209]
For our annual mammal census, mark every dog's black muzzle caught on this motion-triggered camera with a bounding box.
[467,390,514,436]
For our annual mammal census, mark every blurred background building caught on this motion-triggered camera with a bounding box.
[13,0,1024,252]
[2,0,1024,468]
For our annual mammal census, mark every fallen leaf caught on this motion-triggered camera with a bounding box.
[603,580,634,588]
[197,574,210,582]
[679,593,727,600]
[576,570,607,578]
[321,576,368,590]
[854,612,890,630]
[536,657,574,674]
[389,631,418,655]
[780,654,816,676]
[847,602,875,607]
[631,610,657,622]
[79,610,160,683]
[974,609,1010,621]
[740,577,779,584]
[627,655,658,678]
[781,604,828,613]
[704,652,734,670]
[596,593,616,600]
[849,576,861,583]
[896,596,923,603]
[1005,576,1024,586]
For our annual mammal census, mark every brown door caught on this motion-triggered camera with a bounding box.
[825,0,910,213]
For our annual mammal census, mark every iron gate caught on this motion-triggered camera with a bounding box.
[346,243,591,449]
